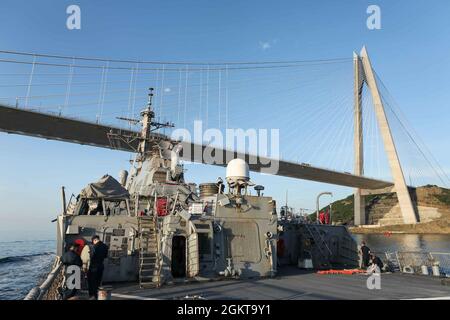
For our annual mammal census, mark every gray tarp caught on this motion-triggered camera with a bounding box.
[80,175,129,200]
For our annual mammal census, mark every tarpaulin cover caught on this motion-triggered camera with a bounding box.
[80,175,129,200]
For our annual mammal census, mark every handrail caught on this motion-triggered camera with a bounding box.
[155,214,162,288]
[304,224,332,257]
[24,257,63,300]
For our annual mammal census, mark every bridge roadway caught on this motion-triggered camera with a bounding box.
[0,104,393,190]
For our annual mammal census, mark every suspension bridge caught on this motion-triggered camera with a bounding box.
[0,47,448,225]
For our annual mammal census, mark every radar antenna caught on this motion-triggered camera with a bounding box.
[108,88,175,154]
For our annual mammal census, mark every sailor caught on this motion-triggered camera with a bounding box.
[319,211,325,224]
[61,243,83,267]
[61,243,82,299]
[359,241,371,269]
[369,253,384,271]
[80,243,91,272]
[74,239,85,256]
[87,235,109,300]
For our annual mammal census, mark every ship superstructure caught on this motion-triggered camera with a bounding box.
[56,88,358,290]
[60,89,289,288]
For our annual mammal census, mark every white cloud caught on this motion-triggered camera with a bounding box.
[164,87,171,93]
[259,41,272,51]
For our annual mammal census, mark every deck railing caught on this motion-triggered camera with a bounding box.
[374,251,450,276]
[24,257,64,300]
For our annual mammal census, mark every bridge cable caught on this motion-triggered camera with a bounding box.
[24,55,37,108]
[0,49,351,66]
[374,71,450,187]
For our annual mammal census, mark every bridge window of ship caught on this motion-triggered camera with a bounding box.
[74,198,130,216]
[70,175,131,216]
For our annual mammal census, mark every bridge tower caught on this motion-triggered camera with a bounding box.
[353,47,418,226]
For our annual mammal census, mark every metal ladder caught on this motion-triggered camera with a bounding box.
[138,216,161,288]
[304,224,333,267]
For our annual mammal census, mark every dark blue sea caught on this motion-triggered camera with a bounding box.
[0,240,56,300]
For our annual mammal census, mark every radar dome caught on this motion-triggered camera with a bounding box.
[226,159,250,182]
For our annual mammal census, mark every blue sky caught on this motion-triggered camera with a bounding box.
[0,0,449,241]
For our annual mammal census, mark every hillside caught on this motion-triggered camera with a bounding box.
[314,185,450,233]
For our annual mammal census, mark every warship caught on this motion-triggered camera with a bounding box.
[6,88,448,300]
[12,88,360,300]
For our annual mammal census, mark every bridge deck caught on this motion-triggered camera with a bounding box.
[0,104,393,190]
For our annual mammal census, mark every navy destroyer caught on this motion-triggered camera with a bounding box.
[16,88,360,300]
[3,88,446,300]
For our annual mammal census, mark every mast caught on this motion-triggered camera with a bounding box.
[137,88,175,156]
[139,88,155,154]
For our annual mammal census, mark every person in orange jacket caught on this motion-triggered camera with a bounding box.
[319,211,325,224]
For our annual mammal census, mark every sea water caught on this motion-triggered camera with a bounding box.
[0,239,55,300]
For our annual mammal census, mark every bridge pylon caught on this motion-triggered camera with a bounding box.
[353,47,418,226]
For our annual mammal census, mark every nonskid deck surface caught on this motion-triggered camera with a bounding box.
[109,267,450,300]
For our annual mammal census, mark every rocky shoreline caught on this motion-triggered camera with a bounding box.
[349,218,450,234]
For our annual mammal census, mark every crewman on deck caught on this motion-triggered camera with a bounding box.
[359,241,371,269]
[87,235,109,300]
[325,208,330,225]
[369,253,384,271]
[74,239,85,256]
[62,243,83,267]
[61,243,83,299]
[319,211,325,224]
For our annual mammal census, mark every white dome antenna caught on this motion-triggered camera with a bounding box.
[226,159,254,195]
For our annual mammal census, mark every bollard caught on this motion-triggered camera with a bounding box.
[98,286,112,300]
[421,265,429,275]
[432,263,441,277]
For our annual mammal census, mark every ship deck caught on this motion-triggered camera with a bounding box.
[108,267,450,300]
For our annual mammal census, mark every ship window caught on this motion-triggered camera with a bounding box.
[78,199,89,215]
[195,223,210,230]
[104,200,129,216]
